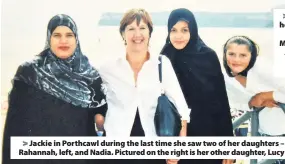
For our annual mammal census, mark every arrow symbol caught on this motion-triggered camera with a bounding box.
[23,141,28,146]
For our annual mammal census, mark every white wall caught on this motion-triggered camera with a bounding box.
[1,0,284,97]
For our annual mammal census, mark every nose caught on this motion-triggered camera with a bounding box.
[232,55,241,62]
[59,36,68,44]
[175,32,183,39]
[134,29,142,37]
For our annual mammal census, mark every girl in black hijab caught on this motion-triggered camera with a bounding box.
[161,8,233,164]
[2,14,107,164]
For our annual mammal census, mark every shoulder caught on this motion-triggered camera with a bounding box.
[11,79,75,107]
[9,80,44,106]
[97,56,121,73]
[160,55,172,64]
[15,61,34,74]
[14,59,40,79]
[196,47,222,75]
[201,47,219,62]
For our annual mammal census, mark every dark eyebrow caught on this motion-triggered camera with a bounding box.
[52,32,74,35]
[126,25,135,29]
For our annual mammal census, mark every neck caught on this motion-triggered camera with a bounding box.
[126,51,149,65]
[234,74,247,87]
[126,51,150,86]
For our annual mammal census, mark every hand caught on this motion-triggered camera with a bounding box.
[259,91,274,101]
[249,91,275,108]
[166,159,180,164]
[1,100,8,110]
[261,100,279,108]
[248,92,266,108]
[222,159,234,164]
[94,114,105,131]
[179,120,187,137]
[249,94,265,108]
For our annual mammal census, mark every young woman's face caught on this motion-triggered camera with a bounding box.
[226,43,252,75]
[169,21,190,50]
[50,26,76,59]
[123,19,150,53]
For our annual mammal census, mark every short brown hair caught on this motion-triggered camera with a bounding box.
[119,8,153,38]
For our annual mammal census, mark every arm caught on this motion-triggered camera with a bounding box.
[272,78,285,103]
[212,73,234,136]
[248,79,285,108]
[180,120,187,136]
[4,80,36,137]
[162,56,190,136]
[258,82,285,104]
[92,65,109,133]
[247,63,285,107]
[206,51,234,136]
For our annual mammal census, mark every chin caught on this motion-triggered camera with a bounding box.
[173,45,185,50]
[232,70,243,75]
[232,68,244,73]
[130,48,147,53]
[56,54,72,59]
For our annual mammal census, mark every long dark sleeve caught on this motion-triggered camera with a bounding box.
[2,80,100,164]
[212,73,234,136]
[205,52,233,136]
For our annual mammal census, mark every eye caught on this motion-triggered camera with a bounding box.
[140,27,146,30]
[66,34,74,37]
[182,29,189,32]
[53,34,60,37]
[171,29,176,32]
[241,54,247,57]
[228,52,235,56]
[128,28,134,31]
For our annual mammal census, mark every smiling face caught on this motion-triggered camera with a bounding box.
[226,43,252,76]
[169,20,190,50]
[122,19,150,53]
[50,26,76,59]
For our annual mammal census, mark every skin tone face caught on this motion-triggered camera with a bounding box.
[50,26,76,59]
[169,20,190,50]
[122,19,150,54]
[226,43,252,76]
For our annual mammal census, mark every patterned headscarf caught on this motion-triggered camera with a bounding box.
[14,14,106,108]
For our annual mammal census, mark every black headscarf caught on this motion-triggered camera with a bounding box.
[161,8,227,109]
[161,9,233,137]
[14,14,106,108]
[161,8,222,89]
[164,8,206,53]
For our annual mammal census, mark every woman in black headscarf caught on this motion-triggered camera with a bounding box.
[161,8,233,164]
[2,14,107,164]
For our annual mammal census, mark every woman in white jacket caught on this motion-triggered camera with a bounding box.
[223,35,285,137]
[97,8,190,164]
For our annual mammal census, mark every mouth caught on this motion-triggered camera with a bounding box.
[58,46,70,51]
[132,39,144,44]
[232,64,241,67]
[174,41,185,44]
